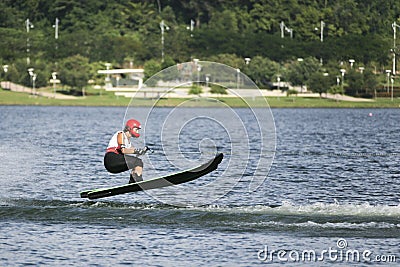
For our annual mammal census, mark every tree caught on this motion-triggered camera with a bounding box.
[363,68,379,97]
[1,0,400,88]
[143,59,162,86]
[328,85,344,95]
[308,72,331,96]
[346,69,364,96]
[245,56,280,88]
[188,84,202,95]
[59,55,90,95]
[209,84,227,95]
[328,85,344,102]
[287,57,321,91]
[207,53,243,68]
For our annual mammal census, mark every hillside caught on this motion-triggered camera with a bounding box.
[0,0,399,92]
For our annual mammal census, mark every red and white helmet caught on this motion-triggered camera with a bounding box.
[124,119,141,138]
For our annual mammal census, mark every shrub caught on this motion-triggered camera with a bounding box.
[189,84,203,95]
[209,84,227,95]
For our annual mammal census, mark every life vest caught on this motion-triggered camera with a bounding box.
[106,131,131,154]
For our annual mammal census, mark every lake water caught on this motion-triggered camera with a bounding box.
[0,106,399,266]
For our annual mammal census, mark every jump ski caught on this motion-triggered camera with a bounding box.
[80,153,223,200]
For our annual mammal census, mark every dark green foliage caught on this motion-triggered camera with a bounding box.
[0,0,398,91]
[209,84,227,95]
[188,84,202,95]
[287,57,321,90]
[308,72,332,96]
[59,55,90,92]
[143,59,162,79]
[345,68,379,97]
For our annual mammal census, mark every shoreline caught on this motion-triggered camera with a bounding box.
[1,89,399,108]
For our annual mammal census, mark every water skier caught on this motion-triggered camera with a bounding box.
[104,119,148,183]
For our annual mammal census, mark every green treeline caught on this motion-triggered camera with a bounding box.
[0,0,399,93]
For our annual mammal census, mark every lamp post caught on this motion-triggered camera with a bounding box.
[349,59,355,69]
[51,72,57,97]
[53,17,59,40]
[187,19,195,37]
[244,57,251,65]
[385,70,391,93]
[277,75,281,91]
[297,58,304,92]
[315,20,325,42]
[320,20,325,42]
[391,22,400,101]
[340,69,346,90]
[391,76,394,101]
[2,65,8,74]
[53,18,60,69]
[25,19,34,65]
[28,68,37,96]
[2,65,8,89]
[160,20,169,62]
[280,21,285,38]
[392,22,400,75]
[32,73,37,96]
[28,68,34,95]
[104,63,112,88]
[196,64,201,83]
[280,21,293,38]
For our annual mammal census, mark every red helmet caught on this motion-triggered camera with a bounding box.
[125,119,141,138]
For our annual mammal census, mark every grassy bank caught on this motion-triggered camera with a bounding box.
[1,89,400,108]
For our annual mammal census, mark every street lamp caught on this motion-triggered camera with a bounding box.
[340,69,346,89]
[53,18,60,69]
[320,20,325,42]
[186,19,195,37]
[28,68,35,95]
[297,58,304,92]
[32,73,37,96]
[104,63,112,88]
[391,22,400,101]
[192,58,200,83]
[160,20,169,62]
[392,22,400,75]
[53,18,59,40]
[2,64,8,74]
[314,20,325,42]
[391,76,394,101]
[280,21,293,38]
[25,18,34,65]
[349,59,355,69]
[244,57,251,65]
[277,75,281,91]
[358,67,365,74]
[385,70,391,93]
[197,65,201,82]
[51,72,57,97]
[2,65,8,89]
